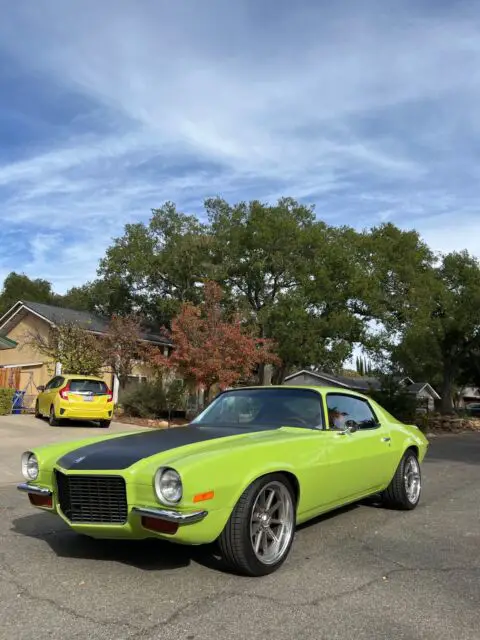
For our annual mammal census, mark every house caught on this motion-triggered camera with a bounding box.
[283,369,441,412]
[0,300,172,407]
[456,385,480,408]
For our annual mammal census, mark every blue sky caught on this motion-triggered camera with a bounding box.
[1,0,480,293]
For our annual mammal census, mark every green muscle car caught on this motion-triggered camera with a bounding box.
[18,385,428,577]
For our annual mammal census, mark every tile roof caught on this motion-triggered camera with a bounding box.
[21,301,171,346]
[330,374,381,391]
[285,369,438,397]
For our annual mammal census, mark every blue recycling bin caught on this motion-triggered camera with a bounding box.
[12,390,25,414]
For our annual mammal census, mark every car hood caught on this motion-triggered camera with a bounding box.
[56,424,281,471]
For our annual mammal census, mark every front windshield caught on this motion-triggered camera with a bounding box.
[192,388,324,429]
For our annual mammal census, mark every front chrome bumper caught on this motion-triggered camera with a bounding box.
[132,506,208,525]
[17,483,52,496]
[18,484,208,526]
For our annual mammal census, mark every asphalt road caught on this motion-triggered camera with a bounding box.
[0,416,479,640]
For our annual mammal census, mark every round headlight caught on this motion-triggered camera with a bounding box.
[21,452,39,480]
[154,467,182,505]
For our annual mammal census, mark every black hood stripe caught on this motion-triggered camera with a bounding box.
[56,425,275,470]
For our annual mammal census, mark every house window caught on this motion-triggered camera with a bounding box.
[125,375,147,388]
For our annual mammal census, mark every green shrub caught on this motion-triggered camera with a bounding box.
[121,379,188,419]
[368,375,420,424]
[0,388,15,416]
[121,380,164,418]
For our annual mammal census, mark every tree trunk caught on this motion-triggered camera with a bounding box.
[440,366,455,415]
[256,322,267,385]
[271,363,288,385]
[257,363,266,385]
[203,384,212,407]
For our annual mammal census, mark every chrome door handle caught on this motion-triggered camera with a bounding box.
[381,437,391,442]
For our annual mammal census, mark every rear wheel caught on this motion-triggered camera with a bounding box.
[218,473,296,577]
[381,450,421,510]
[99,420,111,428]
[48,405,59,427]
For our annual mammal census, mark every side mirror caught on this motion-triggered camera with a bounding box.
[37,385,45,393]
[343,420,358,434]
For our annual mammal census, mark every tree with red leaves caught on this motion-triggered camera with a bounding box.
[155,281,279,400]
[102,314,158,388]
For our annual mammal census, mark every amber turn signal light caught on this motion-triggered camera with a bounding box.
[193,490,215,503]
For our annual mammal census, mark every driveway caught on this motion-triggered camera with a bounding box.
[0,417,479,640]
[0,414,145,485]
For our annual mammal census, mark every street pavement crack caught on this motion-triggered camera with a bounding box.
[131,565,480,638]
[0,552,140,633]
[353,538,409,569]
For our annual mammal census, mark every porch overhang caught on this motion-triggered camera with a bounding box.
[0,335,17,350]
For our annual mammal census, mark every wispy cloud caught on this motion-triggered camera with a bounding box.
[1,0,480,292]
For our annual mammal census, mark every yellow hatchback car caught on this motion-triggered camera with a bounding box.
[35,374,114,428]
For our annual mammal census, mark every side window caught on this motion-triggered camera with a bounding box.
[326,394,378,430]
[45,376,64,389]
[45,377,58,390]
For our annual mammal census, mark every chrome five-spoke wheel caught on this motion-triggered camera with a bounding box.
[218,473,297,576]
[382,450,422,510]
[250,481,295,566]
[404,455,421,504]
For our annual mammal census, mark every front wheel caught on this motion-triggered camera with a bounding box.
[34,401,42,419]
[218,474,296,577]
[381,450,422,510]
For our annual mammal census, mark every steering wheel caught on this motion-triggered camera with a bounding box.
[282,414,311,427]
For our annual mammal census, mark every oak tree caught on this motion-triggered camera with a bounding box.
[0,272,54,315]
[392,251,480,413]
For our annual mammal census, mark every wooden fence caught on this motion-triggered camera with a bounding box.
[0,368,21,389]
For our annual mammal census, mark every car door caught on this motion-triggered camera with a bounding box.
[323,392,397,503]
[39,376,63,414]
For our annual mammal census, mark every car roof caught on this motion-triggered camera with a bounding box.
[62,374,106,380]
[225,384,372,402]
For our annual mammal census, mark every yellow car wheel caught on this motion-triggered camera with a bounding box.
[48,405,60,427]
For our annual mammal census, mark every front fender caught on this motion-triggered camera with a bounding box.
[227,465,300,511]
[169,451,302,515]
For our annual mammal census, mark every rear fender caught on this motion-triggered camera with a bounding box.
[387,430,429,486]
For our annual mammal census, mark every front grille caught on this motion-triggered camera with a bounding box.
[55,470,128,524]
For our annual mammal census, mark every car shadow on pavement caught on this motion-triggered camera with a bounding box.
[36,417,105,429]
[296,502,360,532]
[11,512,224,573]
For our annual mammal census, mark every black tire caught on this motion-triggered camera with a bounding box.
[99,420,111,428]
[218,473,296,577]
[48,405,59,427]
[381,449,421,510]
[34,401,42,419]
